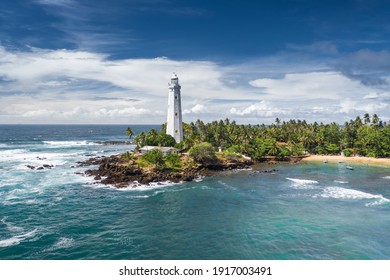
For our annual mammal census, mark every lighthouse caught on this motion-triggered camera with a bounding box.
[166,73,183,143]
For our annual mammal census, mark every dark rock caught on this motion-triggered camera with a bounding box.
[43,164,53,169]
[37,167,44,170]
[78,152,254,188]
[26,165,35,170]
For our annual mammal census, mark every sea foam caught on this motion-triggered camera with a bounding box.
[1,217,24,232]
[43,140,95,147]
[116,180,180,192]
[52,237,75,250]
[334,180,349,184]
[286,178,319,189]
[0,229,37,248]
[316,187,390,207]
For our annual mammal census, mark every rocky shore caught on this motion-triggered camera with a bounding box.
[79,154,254,188]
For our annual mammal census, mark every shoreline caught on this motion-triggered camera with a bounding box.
[301,155,390,167]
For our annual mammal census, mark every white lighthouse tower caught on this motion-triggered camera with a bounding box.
[166,73,183,143]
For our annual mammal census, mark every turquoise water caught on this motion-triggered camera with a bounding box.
[0,125,389,259]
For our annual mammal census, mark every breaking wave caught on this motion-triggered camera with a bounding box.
[0,229,38,248]
[315,186,390,207]
[286,178,319,189]
[43,141,95,148]
[51,237,75,250]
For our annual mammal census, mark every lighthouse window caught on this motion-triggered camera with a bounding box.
[175,130,178,133]
[175,95,177,99]
[175,113,178,116]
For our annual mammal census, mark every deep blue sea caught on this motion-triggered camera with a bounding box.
[0,125,389,260]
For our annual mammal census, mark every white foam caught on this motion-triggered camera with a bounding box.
[0,229,37,248]
[1,217,24,232]
[316,187,390,207]
[0,149,77,167]
[52,237,75,250]
[0,178,24,188]
[286,178,319,189]
[128,195,151,199]
[194,175,205,182]
[382,176,390,180]
[217,180,237,190]
[334,180,349,184]
[43,140,95,147]
[112,180,181,192]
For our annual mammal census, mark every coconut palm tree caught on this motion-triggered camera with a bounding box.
[126,127,134,140]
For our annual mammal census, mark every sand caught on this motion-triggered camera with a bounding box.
[301,155,390,167]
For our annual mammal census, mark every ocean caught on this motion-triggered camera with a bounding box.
[0,125,389,260]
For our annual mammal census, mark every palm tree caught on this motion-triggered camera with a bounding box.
[363,113,370,125]
[126,127,134,140]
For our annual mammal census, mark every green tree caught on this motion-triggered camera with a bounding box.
[156,133,176,147]
[134,131,146,148]
[125,127,133,140]
[189,142,218,165]
[165,153,181,171]
[142,149,165,169]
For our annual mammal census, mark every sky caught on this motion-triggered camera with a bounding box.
[0,0,389,124]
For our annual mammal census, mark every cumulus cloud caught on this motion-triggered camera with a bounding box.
[230,101,289,117]
[1,45,390,124]
[249,71,372,100]
[338,99,389,114]
[183,104,208,115]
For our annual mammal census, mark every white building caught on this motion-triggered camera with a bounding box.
[166,73,183,143]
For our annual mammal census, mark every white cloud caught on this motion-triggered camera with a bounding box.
[230,101,289,117]
[249,71,372,100]
[1,46,390,124]
[183,104,208,115]
[363,92,379,99]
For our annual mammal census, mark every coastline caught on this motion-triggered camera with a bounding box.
[80,154,254,188]
[301,155,390,167]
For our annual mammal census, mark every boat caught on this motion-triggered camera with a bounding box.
[323,160,328,163]
[346,165,354,170]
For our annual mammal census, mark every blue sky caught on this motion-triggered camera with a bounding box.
[0,0,389,124]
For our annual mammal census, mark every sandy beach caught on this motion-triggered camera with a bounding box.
[302,155,390,167]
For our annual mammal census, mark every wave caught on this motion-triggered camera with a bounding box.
[116,180,181,192]
[194,175,205,182]
[0,229,37,248]
[382,176,390,180]
[43,140,95,147]
[128,195,151,199]
[286,177,319,189]
[1,217,24,232]
[334,180,349,184]
[315,187,390,206]
[52,237,75,250]
[217,180,237,190]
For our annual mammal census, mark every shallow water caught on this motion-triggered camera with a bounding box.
[0,125,389,259]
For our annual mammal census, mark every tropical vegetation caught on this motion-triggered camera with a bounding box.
[128,113,390,160]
